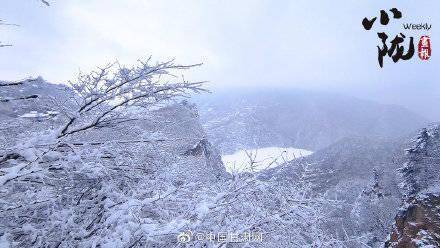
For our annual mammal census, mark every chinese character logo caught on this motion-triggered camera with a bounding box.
[362,8,432,67]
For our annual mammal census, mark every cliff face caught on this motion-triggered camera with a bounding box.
[387,125,440,247]
[387,194,440,247]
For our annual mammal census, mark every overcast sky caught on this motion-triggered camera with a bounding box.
[0,1,439,119]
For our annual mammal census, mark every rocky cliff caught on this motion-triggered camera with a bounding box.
[387,125,440,247]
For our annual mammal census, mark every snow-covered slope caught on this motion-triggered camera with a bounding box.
[259,135,406,246]
[261,126,440,247]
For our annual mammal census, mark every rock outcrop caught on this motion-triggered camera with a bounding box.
[387,125,440,247]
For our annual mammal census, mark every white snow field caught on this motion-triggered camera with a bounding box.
[222,147,313,173]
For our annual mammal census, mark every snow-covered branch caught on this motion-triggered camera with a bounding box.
[57,58,207,138]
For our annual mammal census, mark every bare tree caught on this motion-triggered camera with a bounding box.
[0,57,207,176]
[56,58,207,139]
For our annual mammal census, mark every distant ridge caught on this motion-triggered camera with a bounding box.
[194,89,429,153]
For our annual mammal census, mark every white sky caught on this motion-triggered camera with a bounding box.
[1,0,439,118]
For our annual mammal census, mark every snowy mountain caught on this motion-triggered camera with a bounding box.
[194,89,429,154]
[2,78,438,247]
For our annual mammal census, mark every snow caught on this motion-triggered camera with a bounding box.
[19,110,58,118]
[222,147,313,173]
[20,111,42,118]
[0,234,10,248]
[0,164,27,186]
[195,201,212,219]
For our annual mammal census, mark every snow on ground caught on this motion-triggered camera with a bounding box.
[222,147,313,173]
[19,111,58,118]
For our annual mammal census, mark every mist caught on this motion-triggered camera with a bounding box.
[1,0,439,119]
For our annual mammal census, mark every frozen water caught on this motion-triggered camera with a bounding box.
[222,147,313,173]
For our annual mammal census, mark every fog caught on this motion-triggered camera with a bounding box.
[1,0,439,119]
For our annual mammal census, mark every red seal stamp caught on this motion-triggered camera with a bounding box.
[418,35,431,60]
